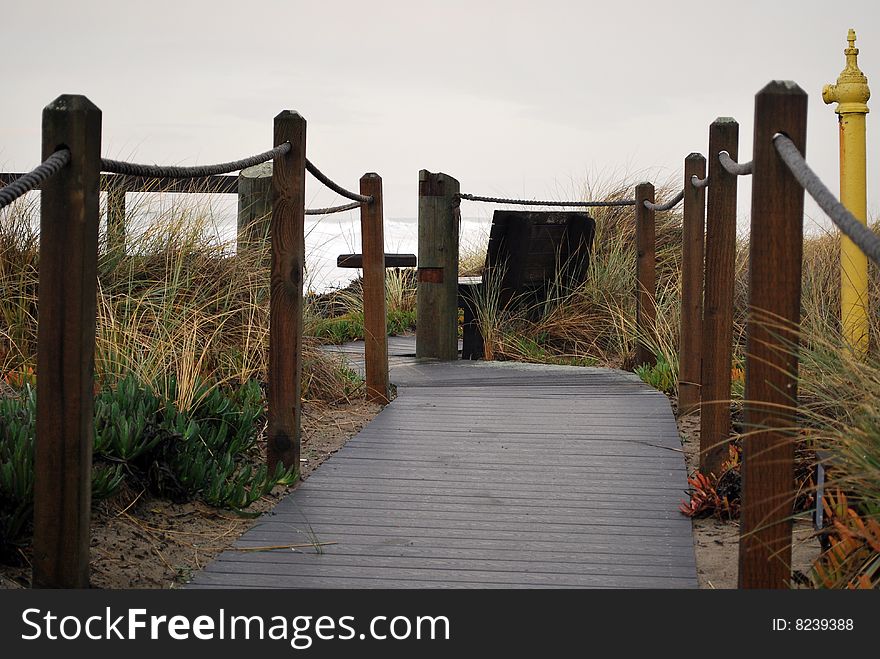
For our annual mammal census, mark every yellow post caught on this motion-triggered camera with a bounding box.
[823,29,871,354]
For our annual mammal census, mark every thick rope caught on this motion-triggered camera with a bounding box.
[305,159,373,204]
[643,189,684,212]
[101,143,291,178]
[719,151,752,176]
[0,150,71,209]
[773,133,880,266]
[457,193,636,207]
[305,201,363,216]
[691,175,709,189]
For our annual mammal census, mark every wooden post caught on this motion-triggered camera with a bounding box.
[738,81,807,589]
[700,118,740,476]
[678,153,707,414]
[634,182,656,367]
[360,173,390,404]
[238,161,273,258]
[416,170,460,361]
[268,111,306,472]
[32,95,102,588]
[106,178,126,255]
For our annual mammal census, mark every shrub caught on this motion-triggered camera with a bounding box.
[0,375,296,559]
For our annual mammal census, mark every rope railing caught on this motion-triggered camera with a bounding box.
[5,150,370,217]
[98,142,374,210]
[305,159,373,204]
[773,132,880,265]
[719,150,752,176]
[643,189,685,211]
[0,149,71,209]
[691,174,709,189]
[305,200,363,216]
[101,143,291,178]
[457,192,636,207]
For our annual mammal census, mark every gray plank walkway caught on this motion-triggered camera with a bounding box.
[190,338,697,588]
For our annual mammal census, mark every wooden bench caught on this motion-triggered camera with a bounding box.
[337,253,417,268]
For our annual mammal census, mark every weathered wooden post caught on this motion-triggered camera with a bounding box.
[701,118,740,476]
[33,95,102,588]
[738,81,807,589]
[238,161,273,258]
[268,111,306,472]
[360,173,390,403]
[678,153,707,414]
[417,170,460,361]
[634,182,656,367]
[106,177,126,255]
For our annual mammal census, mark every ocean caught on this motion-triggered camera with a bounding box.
[119,191,491,293]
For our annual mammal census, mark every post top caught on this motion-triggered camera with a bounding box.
[44,94,100,113]
[823,29,870,114]
[240,161,273,178]
[274,109,305,121]
[685,152,705,161]
[712,116,738,125]
[757,80,806,96]
[846,28,858,59]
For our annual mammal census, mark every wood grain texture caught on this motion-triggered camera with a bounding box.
[700,118,740,476]
[416,170,460,360]
[359,173,390,403]
[106,179,126,256]
[678,154,706,414]
[268,111,306,471]
[635,183,656,367]
[190,354,696,589]
[738,82,807,589]
[237,161,273,259]
[32,95,102,588]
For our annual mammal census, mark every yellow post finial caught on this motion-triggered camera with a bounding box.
[823,28,870,113]
[824,29,871,355]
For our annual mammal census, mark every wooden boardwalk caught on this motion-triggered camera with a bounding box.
[190,341,697,588]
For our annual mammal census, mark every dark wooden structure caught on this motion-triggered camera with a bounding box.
[678,154,706,414]
[458,276,484,360]
[417,171,460,361]
[484,211,596,310]
[458,211,596,361]
[700,118,740,476]
[738,82,807,589]
[267,111,306,472]
[634,183,656,368]
[358,173,391,404]
[32,95,102,589]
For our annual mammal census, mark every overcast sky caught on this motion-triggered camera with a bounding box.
[2,0,879,231]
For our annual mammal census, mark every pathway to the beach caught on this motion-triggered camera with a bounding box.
[190,336,696,588]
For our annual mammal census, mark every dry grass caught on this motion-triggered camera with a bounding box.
[0,191,363,408]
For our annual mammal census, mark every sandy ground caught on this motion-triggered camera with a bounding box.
[0,400,380,589]
[676,409,820,588]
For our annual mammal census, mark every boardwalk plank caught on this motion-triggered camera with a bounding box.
[212,543,697,569]
[190,343,697,589]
